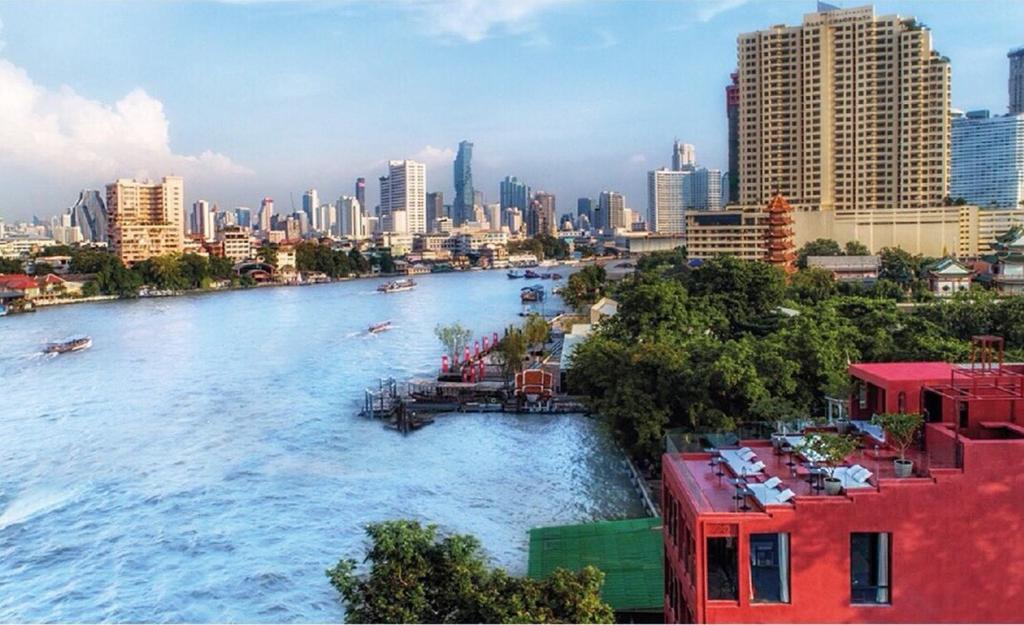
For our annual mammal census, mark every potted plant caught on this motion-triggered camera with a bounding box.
[798,433,860,495]
[872,412,924,478]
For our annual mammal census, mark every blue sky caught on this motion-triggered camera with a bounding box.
[1,0,1022,221]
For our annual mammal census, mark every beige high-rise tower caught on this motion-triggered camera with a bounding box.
[106,176,185,265]
[737,5,950,214]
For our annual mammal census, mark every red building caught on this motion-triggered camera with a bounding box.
[663,337,1024,623]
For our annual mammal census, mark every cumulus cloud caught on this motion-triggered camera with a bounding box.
[0,57,252,186]
[404,0,576,42]
[412,144,457,169]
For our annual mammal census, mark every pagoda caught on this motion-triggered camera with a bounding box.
[765,193,796,274]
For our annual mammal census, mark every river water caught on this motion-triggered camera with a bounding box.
[0,270,644,622]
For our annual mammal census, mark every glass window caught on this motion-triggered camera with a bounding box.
[706,537,739,601]
[750,533,790,603]
[851,533,891,604]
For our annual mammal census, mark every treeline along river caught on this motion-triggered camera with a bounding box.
[0,270,644,622]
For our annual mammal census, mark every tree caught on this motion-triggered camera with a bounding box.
[257,243,278,267]
[878,247,918,287]
[377,253,396,274]
[797,433,859,481]
[523,314,550,348]
[0,257,23,273]
[435,323,473,362]
[349,249,370,274]
[796,238,842,268]
[327,520,613,624]
[494,326,528,383]
[844,240,870,256]
[787,267,837,305]
[872,412,923,461]
[32,261,55,276]
[685,255,785,335]
[561,265,606,310]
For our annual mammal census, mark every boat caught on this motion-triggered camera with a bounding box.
[507,270,525,279]
[377,279,417,293]
[551,273,564,280]
[44,336,92,354]
[368,321,392,334]
[521,285,545,303]
[540,273,552,279]
[524,269,541,279]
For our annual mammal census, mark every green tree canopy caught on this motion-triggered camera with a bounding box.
[796,238,843,268]
[561,265,606,310]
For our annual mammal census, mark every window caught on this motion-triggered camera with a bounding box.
[706,537,739,600]
[750,533,790,603]
[851,533,891,604]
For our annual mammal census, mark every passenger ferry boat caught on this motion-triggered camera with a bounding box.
[377,279,417,293]
[521,285,545,303]
[507,270,525,279]
[368,321,392,334]
[44,336,92,354]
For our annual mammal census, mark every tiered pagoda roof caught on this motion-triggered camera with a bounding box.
[765,193,796,274]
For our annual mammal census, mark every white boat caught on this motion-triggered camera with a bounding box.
[377,279,417,293]
[44,336,92,354]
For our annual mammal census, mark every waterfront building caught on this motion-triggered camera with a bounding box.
[725,72,739,203]
[951,110,1024,208]
[67,190,108,243]
[106,176,185,265]
[663,336,1024,623]
[380,160,426,233]
[355,178,366,217]
[258,197,274,233]
[1011,46,1024,115]
[598,191,625,232]
[500,176,530,226]
[426,192,444,233]
[302,189,319,231]
[453,140,474,226]
[737,5,950,213]
[218,226,252,263]
[648,169,688,234]
[672,141,696,172]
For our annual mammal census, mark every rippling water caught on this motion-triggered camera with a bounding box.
[0,270,644,622]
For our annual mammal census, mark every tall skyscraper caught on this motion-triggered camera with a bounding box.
[598,191,625,232]
[336,196,363,238]
[426,191,444,233]
[380,160,426,233]
[952,110,1024,208]
[485,203,502,231]
[453,140,474,226]
[191,200,215,241]
[648,169,688,234]
[577,198,594,224]
[355,177,366,217]
[672,141,696,172]
[302,189,320,231]
[737,5,950,213]
[1010,47,1024,115]
[68,189,108,243]
[689,167,723,211]
[106,176,185,265]
[259,197,274,233]
[528,192,556,236]
[725,72,740,204]
[500,176,530,227]
[235,207,252,229]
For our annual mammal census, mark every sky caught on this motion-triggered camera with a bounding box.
[1,0,1023,222]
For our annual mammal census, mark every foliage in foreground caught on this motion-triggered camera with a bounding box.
[327,520,613,624]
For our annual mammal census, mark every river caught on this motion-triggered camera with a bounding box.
[0,270,644,622]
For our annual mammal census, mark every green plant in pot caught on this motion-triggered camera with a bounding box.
[798,433,860,495]
[872,412,924,478]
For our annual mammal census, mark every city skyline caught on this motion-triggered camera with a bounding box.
[1,0,1023,221]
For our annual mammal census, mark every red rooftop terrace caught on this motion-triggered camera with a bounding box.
[663,336,1024,623]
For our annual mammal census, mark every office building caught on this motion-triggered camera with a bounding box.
[379,160,426,233]
[737,5,950,213]
[453,140,474,226]
[598,191,625,232]
[335,196,363,238]
[258,198,274,233]
[485,203,502,231]
[952,110,1024,208]
[725,72,739,203]
[664,337,1024,622]
[355,178,366,217]
[648,169,688,235]
[1011,47,1024,115]
[302,189,320,231]
[426,192,444,233]
[218,226,252,263]
[191,200,215,241]
[106,176,185,265]
[672,141,696,172]
[577,198,594,224]
[528,192,556,237]
[67,189,108,243]
[690,167,723,211]
[500,176,530,225]
[506,208,523,234]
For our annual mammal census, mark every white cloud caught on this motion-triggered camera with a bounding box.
[629,153,647,164]
[412,144,456,169]
[404,0,576,43]
[694,0,750,23]
[0,57,252,186]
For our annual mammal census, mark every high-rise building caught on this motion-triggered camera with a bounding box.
[453,140,474,226]
[725,72,740,203]
[336,196,363,238]
[380,160,426,233]
[1010,47,1024,115]
[598,191,625,232]
[302,189,320,231]
[672,141,696,172]
[426,192,444,233]
[485,203,502,231]
[577,198,594,224]
[648,169,688,234]
[259,197,274,233]
[106,176,185,265]
[355,178,366,217]
[191,200,216,241]
[218,226,252,263]
[952,110,1024,208]
[690,167,723,211]
[235,207,252,229]
[737,5,950,213]
[68,189,108,243]
[500,176,530,228]
[528,192,556,236]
